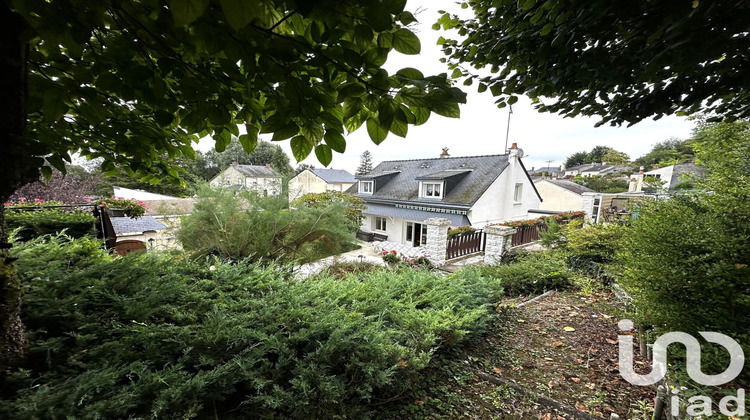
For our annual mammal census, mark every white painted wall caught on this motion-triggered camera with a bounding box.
[359,214,405,242]
[210,166,282,195]
[534,180,585,211]
[288,170,355,202]
[469,157,541,227]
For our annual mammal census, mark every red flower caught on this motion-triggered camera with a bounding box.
[390,250,397,254]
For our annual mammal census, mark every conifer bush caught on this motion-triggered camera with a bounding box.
[3,235,500,419]
[459,251,571,296]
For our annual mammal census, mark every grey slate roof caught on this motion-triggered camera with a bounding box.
[670,162,704,187]
[312,169,356,183]
[111,216,166,235]
[348,154,511,206]
[364,203,470,226]
[235,165,280,178]
[535,179,595,195]
[415,169,472,180]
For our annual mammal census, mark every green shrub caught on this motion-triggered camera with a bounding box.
[178,187,356,264]
[5,209,96,240]
[458,251,571,296]
[3,236,500,419]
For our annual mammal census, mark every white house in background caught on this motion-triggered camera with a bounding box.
[564,163,630,178]
[112,186,178,201]
[628,162,704,192]
[288,168,356,202]
[534,179,595,212]
[209,162,282,196]
[348,144,542,247]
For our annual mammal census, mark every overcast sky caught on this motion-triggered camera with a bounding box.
[197,0,695,173]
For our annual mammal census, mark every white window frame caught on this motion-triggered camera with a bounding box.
[374,216,387,232]
[359,180,374,194]
[420,181,443,199]
[513,183,523,203]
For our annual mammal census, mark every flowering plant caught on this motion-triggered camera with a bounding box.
[447,225,476,238]
[4,198,64,207]
[98,196,147,218]
[381,250,401,264]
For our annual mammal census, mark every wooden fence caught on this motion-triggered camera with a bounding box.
[446,229,485,260]
[510,224,547,247]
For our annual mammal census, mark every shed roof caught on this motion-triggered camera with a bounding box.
[111,216,166,235]
[535,179,595,195]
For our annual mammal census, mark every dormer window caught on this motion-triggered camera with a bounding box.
[420,181,443,199]
[359,180,374,194]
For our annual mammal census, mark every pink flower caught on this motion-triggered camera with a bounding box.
[18,197,26,201]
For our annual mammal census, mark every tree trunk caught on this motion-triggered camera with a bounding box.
[0,4,39,375]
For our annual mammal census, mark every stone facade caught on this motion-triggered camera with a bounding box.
[581,193,597,223]
[423,217,451,267]
[483,225,517,265]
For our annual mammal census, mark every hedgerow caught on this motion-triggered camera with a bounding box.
[3,235,501,419]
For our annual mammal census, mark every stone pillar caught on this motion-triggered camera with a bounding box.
[483,225,517,265]
[423,217,451,267]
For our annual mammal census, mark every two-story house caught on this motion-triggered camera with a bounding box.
[209,162,282,196]
[349,144,541,247]
[288,168,356,202]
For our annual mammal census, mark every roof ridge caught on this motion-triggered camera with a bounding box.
[375,154,508,164]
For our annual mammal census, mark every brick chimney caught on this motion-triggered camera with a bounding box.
[232,161,238,167]
[265,164,271,168]
[508,142,523,158]
[440,147,450,158]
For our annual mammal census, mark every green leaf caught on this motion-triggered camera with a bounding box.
[354,25,374,50]
[167,0,210,26]
[363,47,390,67]
[314,144,333,167]
[396,67,424,80]
[46,155,67,174]
[290,135,314,161]
[399,11,417,25]
[40,166,53,180]
[365,5,393,32]
[412,107,431,125]
[366,117,388,144]
[214,129,232,152]
[390,117,408,137]
[301,123,324,142]
[42,95,68,122]
[378,99,397,129]
[392,28,421,55]
[219,0,257,30]
[239,133,258,153]
[324,131,346,153]
[431,102,460,118]
[364,94,381,112]
[343,97,363,119]
[154,110,175,126]
[272,123,300,141]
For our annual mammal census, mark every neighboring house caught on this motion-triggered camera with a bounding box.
[534,179,595,212]
[111,188,194,252]
[628,162,704,192]
[348,144,542,247]
[528,165,564,178]
[288,168,356,202]
[564,163,629,178]
[209,162,282,196]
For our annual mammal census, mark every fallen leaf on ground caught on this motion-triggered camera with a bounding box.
[575,402,587,411]
[573,358,584,364]
[606,338,618,344]
[493,367,502,374]
[570,377,581,383]
[564,326,576,332]
[552,341,563,347]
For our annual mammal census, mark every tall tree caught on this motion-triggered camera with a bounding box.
[633,138,695,169]
[439,0,750,126]
[564,151,587,168]
[0,0,466,370]
[9,169,99,203]
[355,150,374,175]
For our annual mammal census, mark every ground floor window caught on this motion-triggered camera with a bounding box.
[374,216,387,231]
